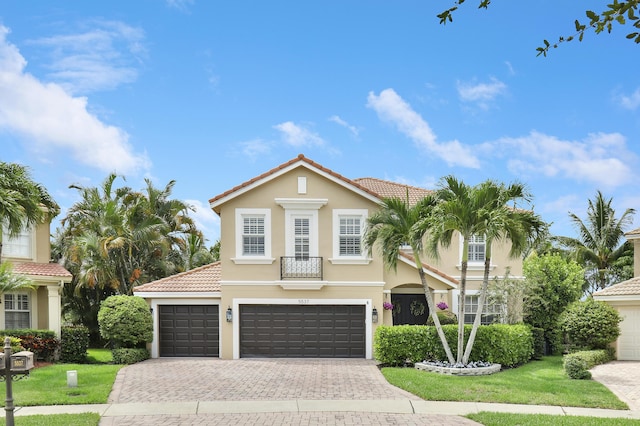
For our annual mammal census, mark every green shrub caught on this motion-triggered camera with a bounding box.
[374,324,533,367]
[426,311,457,325]
[61,326,90,363]
[98,295,153,348]
[530,327,545,360]
[563,354,592,379]
[0,336,24,354]
[560,299,621,350]
[0,329,56,339]
[18,335,60,361]
[112,348,149,364]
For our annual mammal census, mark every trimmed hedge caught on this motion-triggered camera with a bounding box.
[112,348,150,364]
[563,349,614,380]
[530,327,545,360]
[61,326,90,363]
[374,324,533,367]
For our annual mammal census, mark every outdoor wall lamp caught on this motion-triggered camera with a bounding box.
[226,306,233,322]
[372,307,379,323]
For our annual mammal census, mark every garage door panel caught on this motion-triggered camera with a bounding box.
[159,305,219,357]
[618,307,640,360]
[240,304,365,358]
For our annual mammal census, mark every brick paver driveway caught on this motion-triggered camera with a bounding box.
[103,358,480,426]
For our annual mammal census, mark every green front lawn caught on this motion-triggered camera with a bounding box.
[382,356,627,410]
[467,412,640,425]
[0,357,121,406]
[0,414,100,426]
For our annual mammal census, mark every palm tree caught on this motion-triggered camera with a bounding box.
[423,176,544,364]
[460,180,545,363]
[365,196,455,364]
[0,262,35,293]
[0,162,59,259]
[556,191,635,294]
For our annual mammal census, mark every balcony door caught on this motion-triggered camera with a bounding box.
[285,211,319,276]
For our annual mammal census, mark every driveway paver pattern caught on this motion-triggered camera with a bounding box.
[592,361,640,411]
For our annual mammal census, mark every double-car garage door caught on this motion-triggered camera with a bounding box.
[240,304,365,358]
[158,303,366,358]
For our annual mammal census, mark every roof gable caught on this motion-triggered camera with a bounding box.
[354,177,433,206]
[209,154,381,213]
[593,276,640,298]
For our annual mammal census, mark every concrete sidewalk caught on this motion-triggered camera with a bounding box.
[4,399,640,420]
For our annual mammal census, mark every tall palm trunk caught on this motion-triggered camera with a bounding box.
[456,241,469,363]
[463,251,492,364]
[416,260,455,363]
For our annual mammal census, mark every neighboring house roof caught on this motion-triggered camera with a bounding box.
[133,262,221,293]
[354,178,433,206]
[13,262,72,281]
[399,250,459,287]
[209,154,382,213]
[593,277,640,298]
[626,227,640,239]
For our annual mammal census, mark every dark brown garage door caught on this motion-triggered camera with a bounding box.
[240,304,365,358]
[159,305,219,357]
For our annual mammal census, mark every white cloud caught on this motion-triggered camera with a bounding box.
[366,88,480,168]
[29,21,146,94]
[457,77,507,109]
[0,25,150,175]
[616,87,640,110]
[329,115,359,137]
[492,131,635,188]
[185,199,220,245]
[273,121,325,147]
[166,0,194,12]
[240,139,272,160]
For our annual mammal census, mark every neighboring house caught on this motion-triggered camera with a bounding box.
[1,220,72,336]
[593,227,640,360]
[134,155,521,359]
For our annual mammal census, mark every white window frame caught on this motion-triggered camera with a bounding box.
[4,293,31,329]
[451,290,502,325]
[330,209,370,264]
[2,226,34,259]
[233,208,273,264]
[458,233,490,271]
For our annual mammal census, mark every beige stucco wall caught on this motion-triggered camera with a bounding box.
[633,238,640,277]
[219,166,384,283]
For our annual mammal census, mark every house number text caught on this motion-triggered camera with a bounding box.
[298,299,310,304]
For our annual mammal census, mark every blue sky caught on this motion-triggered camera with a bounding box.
[2,1,639,246]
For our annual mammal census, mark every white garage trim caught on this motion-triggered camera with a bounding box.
[231,298,373,360]
[148,298,221,358]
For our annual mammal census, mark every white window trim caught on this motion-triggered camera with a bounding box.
[457,233,495,271]
[330,209,371,265]
[451,290,502,325]
[284,209,319,258]
[233,208,274,264]
[4,292,32,329]
[2,226,35,260]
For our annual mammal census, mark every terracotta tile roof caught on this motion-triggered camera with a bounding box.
[208,154,381,213]
[626,228,640,238]
[12,262,72,279]
[399,250,459,286]
[354,177,432,206]
[593,277,640,297]
[133,262,221,293]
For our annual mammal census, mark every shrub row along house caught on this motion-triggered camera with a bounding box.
[134,155,520,359]
[1,219,72,335]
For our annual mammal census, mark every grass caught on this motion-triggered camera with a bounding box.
[381,356,628,410]
[0,349,121,407]
[467,412,640,425]
[0,414,100,426]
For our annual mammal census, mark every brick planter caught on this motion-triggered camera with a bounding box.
[414,362,501,376]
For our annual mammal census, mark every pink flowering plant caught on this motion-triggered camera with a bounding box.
[436,301,448,311]
[383,302,394,310]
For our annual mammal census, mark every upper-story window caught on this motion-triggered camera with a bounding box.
[468,234,486,263]
[339,216,362,256]
[330,209,370,264]
[234,209,273,264]
[2,226,32,259]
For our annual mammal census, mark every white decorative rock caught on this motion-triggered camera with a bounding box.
[414,362,501,376]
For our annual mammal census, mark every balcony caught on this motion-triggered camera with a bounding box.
[280,256,323,280]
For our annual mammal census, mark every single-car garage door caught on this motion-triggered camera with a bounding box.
[240,304,365,358]
[159,305,219,357]
[617,306,640,360]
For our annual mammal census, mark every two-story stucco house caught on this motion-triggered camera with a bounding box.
[134,155,521,359]
[1,219,72,336]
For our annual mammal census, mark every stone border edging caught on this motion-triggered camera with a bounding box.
[414,362,501,376]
